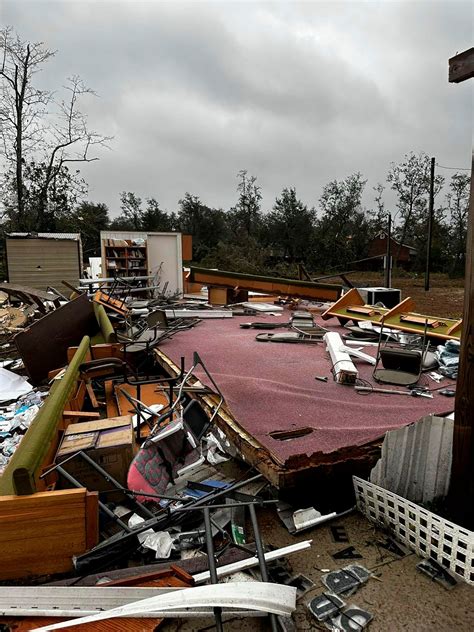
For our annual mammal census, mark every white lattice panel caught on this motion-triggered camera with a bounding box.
[353,476,474,585]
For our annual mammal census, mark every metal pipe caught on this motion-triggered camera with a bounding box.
[55,466,132,532]
[77,473,264,558]
[249,504,279,632]
[77,451,156,519]
[203,507,224,632]
[385,212,392,288]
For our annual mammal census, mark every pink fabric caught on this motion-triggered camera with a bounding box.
[159,312,450,466]
[127,463,159,504]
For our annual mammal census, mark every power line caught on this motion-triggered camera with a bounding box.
[436,163,471,171]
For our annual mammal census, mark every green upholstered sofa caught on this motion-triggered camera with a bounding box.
[0,336,91,496]
[92,302,116,344]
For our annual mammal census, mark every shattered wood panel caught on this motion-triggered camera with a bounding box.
[15,294,98,383]
[370,415,454,505]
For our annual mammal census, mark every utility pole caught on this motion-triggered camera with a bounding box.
[424,157,435,291]
[385,213,392,288]
[447,47,474,528]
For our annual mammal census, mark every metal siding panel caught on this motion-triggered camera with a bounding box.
[370,415,454,504]
[7,239,80,291]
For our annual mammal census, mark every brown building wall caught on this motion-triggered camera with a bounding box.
[368,235,413,263]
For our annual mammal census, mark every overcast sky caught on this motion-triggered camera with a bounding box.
[2,0,472,218]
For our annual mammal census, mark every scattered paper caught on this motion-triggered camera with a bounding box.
[0,368,32,402]
[128,513,173,558]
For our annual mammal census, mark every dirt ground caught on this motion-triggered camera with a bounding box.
[348,272,465,319]
[162,508,473,632]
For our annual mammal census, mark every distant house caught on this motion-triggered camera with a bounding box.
[368,231,417,268]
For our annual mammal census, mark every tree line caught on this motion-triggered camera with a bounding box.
[0,28,470,279]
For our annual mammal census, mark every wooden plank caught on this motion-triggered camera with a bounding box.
[63,411,102,418]
[449,47,474,83]
[381,296,416,319]
[93,290,128,316]
[0,488,92,580]
[0,488,86,510]
[85,379,99,408]
[2,617,164,631]
[105,379,119,418]
[321,287,365,320]
[101,565,194,587]
[446,319,463,335]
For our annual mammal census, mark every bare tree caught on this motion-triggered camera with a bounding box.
[386,152,443,260]
[0,27,54,227]
[0,27,111,230]
[446,172,470,275]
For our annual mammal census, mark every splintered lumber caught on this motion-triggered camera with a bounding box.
[0,489,98,580]
[323,332,358,384]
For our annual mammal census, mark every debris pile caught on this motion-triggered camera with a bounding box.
[0,273,469,631]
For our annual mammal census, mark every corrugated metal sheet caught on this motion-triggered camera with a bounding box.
[6,238,81,291]
[7,232,80,240]
[370,414,453,504]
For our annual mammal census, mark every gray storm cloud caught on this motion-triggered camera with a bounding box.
[2,0,472,216]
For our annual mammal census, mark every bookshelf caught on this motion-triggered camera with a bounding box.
[104,239,148,278]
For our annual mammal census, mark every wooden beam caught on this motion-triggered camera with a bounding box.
[449,48,474,83]
[62,411,102,419]
[447,47,474,528]
[189,266,342,302]
[449,152,474,527]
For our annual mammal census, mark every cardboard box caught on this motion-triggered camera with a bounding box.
[56,415,136,492]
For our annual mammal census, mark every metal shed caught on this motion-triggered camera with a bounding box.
[5,233,83,291]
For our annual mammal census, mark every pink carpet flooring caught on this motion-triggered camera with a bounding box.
[159,311,452,466]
